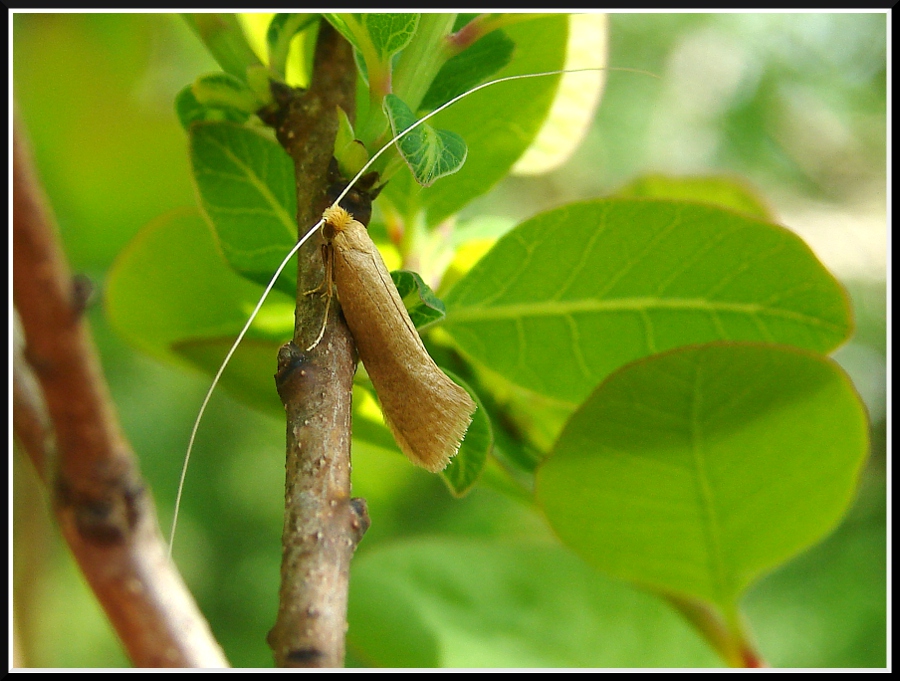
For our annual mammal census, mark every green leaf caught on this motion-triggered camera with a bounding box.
[105,205,293,373]
[364,13,419,62]
[511,13,608,175]
[419,29,515,112]
[439,370,492,496]
[266,13,318,78]
[390,270,445,328]
[348,539,719,667]
[334,107,369,177]
[383,94,468,187]
[383,15,569,226]
[615,175,776,221]
[175,85,250,130]
[182,13,263,81]
[536,343,869,610]
[442,199,853,404]
[189,121,298,295]
[192,72,263,113]
[389,14,457,113]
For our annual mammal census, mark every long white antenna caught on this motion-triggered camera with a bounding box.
[169,65,656,556]
[167,220,321,556]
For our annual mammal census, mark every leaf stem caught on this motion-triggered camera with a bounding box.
[663,593,767,668]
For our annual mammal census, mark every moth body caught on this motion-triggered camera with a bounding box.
[322,205,476,472]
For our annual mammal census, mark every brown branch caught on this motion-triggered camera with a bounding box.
[13,119,229,668]
[264,22,370,668]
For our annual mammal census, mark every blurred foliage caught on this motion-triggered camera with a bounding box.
[12,12,885,668]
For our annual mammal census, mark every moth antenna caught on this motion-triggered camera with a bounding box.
[168,218,324,556]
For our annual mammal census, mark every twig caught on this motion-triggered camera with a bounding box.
[262,22,370,668]
[13,120,229,668]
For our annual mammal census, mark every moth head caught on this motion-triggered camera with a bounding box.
[322,205,356,239]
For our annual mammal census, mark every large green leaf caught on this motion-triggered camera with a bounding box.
[442,199,852,404]
[536,343,869,610]
[190,121,299,295]
[105,207,293,364]
[383,15,569,226]
[348,539,719,667]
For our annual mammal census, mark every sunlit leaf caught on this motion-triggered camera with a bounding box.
[443,199,852,403]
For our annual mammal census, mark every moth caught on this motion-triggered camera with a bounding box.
[316,203,476,473]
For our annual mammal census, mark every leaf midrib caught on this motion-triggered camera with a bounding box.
[445,296,844,332]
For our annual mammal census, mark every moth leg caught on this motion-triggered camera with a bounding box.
[302,243,334,296]
[305,243,334,352]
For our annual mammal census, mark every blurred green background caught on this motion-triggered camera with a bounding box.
[12,13,886,668]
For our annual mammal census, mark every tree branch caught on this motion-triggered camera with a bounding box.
[263,22,370,668]
[13,119,229,668]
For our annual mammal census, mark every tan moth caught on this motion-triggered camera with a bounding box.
[318,204,475,472]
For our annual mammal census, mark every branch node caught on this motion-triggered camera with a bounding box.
[349,497,371,543]
[71,273,95,315]
[275,342,313,404]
